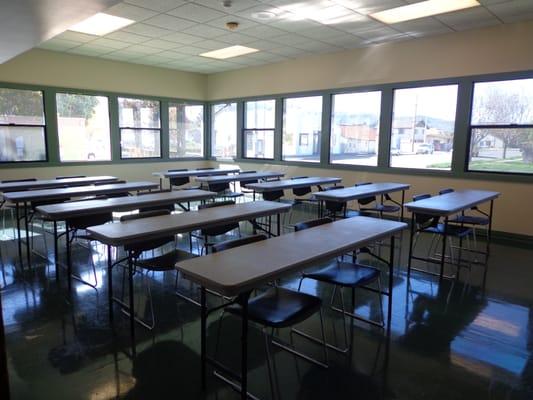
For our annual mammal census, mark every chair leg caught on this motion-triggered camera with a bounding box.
[263,327,278,400]
[377,276,385,325]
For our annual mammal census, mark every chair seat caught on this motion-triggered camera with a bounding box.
[450,215,489,226]
[226,287,322,329]
[304,261,380,288]
[135,249,195,271]
[361,204,400,213]
[424,223,472,238]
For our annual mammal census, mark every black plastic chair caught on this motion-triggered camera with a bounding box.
[0,178,37,236]
[207,181,243,202]
[294,218,384,352]
[237,170,257,200]
[213,234,328,399]
[354,182,401,219]
[118,210,195,330]
[192,200,240,254]
[320,185,347,220]
[168,169,200,190]
[136,189,175,213]
[410,193,473,274]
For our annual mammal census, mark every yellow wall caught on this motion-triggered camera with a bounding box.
[207,20,533,99]
[0,48,207,99]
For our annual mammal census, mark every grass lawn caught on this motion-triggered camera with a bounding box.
[428,158,533,172]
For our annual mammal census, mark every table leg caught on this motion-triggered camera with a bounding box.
[65,222,71,292]
[407,213,415,280]
[482,200,495,288]
[200,287,207,390]
[24,201,31,267]
[53,221,59,281]
[439,217,449,280]
[15,203,23,266]
[387,236,395,326]
[239,293,249,400]
[128,253,136,355]
[400,190,405,221]
[108,245,114,322]
[277,213,280,237]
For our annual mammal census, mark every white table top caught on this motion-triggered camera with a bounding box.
[404,190,500,216]
[313,182,410,202]
[35,190,216,220]
[195,171,284,184]
[87,201,291,247]
[245,177,341,192]
[152,168,240,178]
[0,176,117,193]
[2,181,159,203]
[176,216,407,297]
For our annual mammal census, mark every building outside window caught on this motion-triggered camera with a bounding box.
[211,102,237,159]
[169,103,204,158]
[243,99,275,159]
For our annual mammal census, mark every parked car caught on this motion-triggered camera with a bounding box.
[416,143,434,154]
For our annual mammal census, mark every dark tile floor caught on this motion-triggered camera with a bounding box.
[1,206,532,400]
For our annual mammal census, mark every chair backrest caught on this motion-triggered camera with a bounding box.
[55,175,86,180]
[94,180,126,185]
[120,210,174,254]
[196,167,215,170]
[240,170,256,174]
[354,182,375,205]
[294,217,333,232]
[93,180,129,198]
[355,182,372,186]
[239,171,258,186]
[262,190,284,202]
[212,234,267,253]
[439,188,454,195]
[169,176,190,187]
[1,178,37,183]
[137,189,174,212]
[198,200,238,236]
[68,212,113,230]
[324,186,346,213]
[412,194,439,228]
[168,169,187,172]
[208,182,230,193]
[290,176,311,197]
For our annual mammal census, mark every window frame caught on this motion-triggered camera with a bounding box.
[211,101,238,160]
[242,98,276,161]
[118,96,162,160]
[168,102,205,159]
[466,76,533,176]
[0,87,48,164]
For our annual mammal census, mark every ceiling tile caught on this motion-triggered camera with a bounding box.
[320,33,364,46]
[180,24,229,38]
[123,23,174,37]
[293,40,342,52]
[331,15,384,34]
[140,38,181,49]
[124,0,187,13]
[106,30,151,43]
[54,31,98,43]
[143,14,198,30]
[167,3,226,22]
[38,38,81,51]
[194,0,263,12]
[172,45,206,55]
[299,26,345,40]
[239,24,287,38]
[393,18,453,37]
[268,46,309,57]
[355,26,407,42]
[90,38,132,49]
[68,43,115,56]
[123,44,163,54]
[330,0,405,15]
[267,33,312,46]
[105,48,150,59]
[157,50,189,59]
[488,0,533,23]
[216,32,258,44]
[160,31,205,44]
[193,39,232,50]
[435,7,502,31]
[244,39,279,50]
[100,52,140,62]
[268,15,323,32]
[105,3,158,21]
[205,15,260,31]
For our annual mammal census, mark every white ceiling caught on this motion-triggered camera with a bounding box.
[35,0,533,74]
[0,0,120,63]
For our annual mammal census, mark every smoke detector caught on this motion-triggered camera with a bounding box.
[226,21,239,31]
[222,0,232,8]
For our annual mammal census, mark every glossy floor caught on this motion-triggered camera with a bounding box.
[1,209,532,399]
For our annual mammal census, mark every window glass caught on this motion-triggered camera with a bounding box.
[282,96,322,163]
[469,78,533,174]
[56,93,111,162]
[244,100,275,159]
[330,91,381,166]
[169,103,204,158]
[211,103,237,158]
[118,97,161,158]
[390,85,458,170]
[0,88,46,162]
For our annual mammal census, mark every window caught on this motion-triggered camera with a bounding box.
[244,99,275,159]
[468,78,533,174]
[169,103,204,158]
[118,97,161,158]
[211,103,237,159]
[0,88,46,162]
[389,84,458,170]
[282,96,322,162]
[56,93,111,162]
[330,91,381,166]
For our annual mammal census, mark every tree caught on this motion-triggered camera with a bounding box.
[0,88,43,120]
[56,93,98,121]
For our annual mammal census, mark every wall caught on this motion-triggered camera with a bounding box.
[207,20,533,99]
[0,48,207,99]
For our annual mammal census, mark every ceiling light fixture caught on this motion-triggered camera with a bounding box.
[251,11,276,21]
[68,13,135,36]
[371,0,480,24]
[226,21,239,30]
[200,45,258,59]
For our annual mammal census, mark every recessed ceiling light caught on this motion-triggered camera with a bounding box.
[68,13,135,36]
[200,45,258,60]
[251,11,276,21]
[371,0,480,24]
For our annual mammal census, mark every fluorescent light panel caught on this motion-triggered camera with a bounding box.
[371,0,480,24]
[69,13,135,36]
[200,45,258,60]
